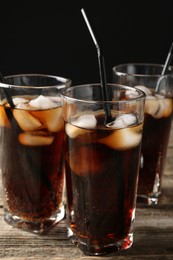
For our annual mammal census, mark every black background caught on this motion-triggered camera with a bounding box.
[0,0,172,85]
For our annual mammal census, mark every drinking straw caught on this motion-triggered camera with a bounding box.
[81,8,112,123]
[155,41,173,92]
[0,72,15,108]
[161,41,173,76]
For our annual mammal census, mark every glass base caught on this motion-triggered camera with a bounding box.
[137,172,161,205]
[68,228,133,256]
[4,206,65,234]
[137,193,161,205]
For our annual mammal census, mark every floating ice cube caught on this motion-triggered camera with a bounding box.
[0,98,6,106]
[29,95,57,109]
[145,95,172,118]
[13,109,42,131]
[155,94,164,99]
[65,123,92,139]
[49,96,62,106]
[134,85,152,96]
[107,114,137,129]
[18,131,54,146]
[13,97,29,106]
[31,107,63,132]
[98,124,142,150]
[68,145,108,176]
[144,95,160,116]
[154,98,173,118]
[125,89,139,99]
[0,106,11,128]
[72,114,97,129]
[65,114,96,138]
[15,103,30,110]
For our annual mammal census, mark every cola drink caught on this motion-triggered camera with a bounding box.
[136,86,173,203]
[0,95,65,232]
[112,63,173,204]
[65,112,143,255]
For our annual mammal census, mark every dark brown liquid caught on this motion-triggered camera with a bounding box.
[0,105,64,222]
[138,112,173,197]
[65,116,142,254]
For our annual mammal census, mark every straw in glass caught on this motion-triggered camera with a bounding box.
[81,8,112,123]
[161,41,173,76]
[155,41,173,92]
[0,72,58,208]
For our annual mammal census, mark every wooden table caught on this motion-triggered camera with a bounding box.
[0,127,173,260]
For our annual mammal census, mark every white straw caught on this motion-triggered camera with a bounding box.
[81,9,98,48]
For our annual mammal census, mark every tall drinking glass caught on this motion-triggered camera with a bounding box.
[0,74,71,233]
[113,63,173,204]
[62,83,145,255]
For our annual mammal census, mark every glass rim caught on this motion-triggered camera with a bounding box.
[0,73,72,89]
[61,83,146,104]
[112,63,173,78]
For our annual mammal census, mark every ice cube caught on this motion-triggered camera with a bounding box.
[68,145,110,176]
[65,123,92,139]
[154,98,173,118]
[0,106,11,128]
[15,103,30,110]
[107,114,137,129]
[145,95,173,118]
[155,94,164,99]
[135,85,152,96]
[13,109,42,131]
[31,107,63,132]
[72,114,97,129]
[65,115,96,138]
[144,95,160,116]
[49,96,62,106]
[29,95,57,109]
[0,98,6,106]
[18,131,54,146]
[98,124,142,150]
[13,97,29,106]
[125,89,139,99]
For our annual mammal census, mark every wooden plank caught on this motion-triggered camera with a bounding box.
[0,205,173,259]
